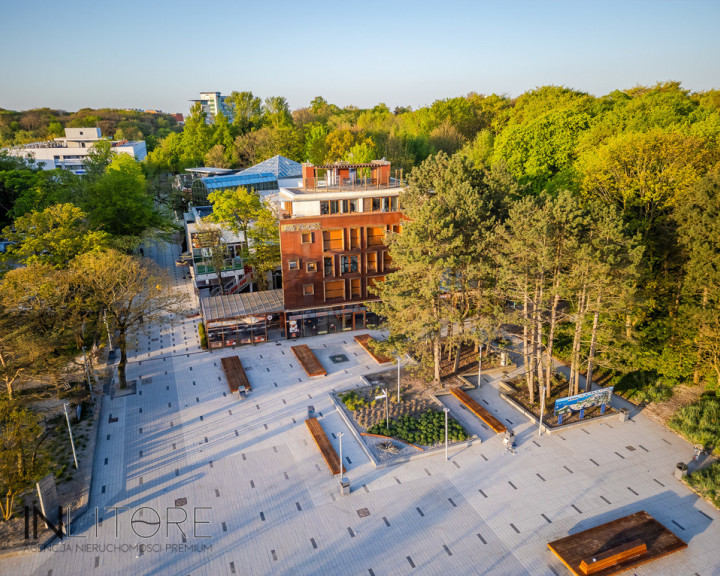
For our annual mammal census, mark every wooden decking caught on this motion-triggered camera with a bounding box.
[220,356,251,394]
[548,511,687,576]
[291,344,327,377]
[305,417,346,475]
[449,387,507,433]
[354,334,393,364]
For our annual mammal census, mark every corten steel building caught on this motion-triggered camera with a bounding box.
[278,160,404,339]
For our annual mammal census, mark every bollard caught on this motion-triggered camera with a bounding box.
[340,478,350,496]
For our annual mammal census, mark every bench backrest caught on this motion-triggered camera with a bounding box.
[579,540,647,575]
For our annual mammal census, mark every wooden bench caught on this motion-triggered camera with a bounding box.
[579,540,647,575]
[305,417,346,475]
[548,511,687,576]
[449,387,507,433]
[354,334,393,364]
[220,356,251,394]
[291,344,327,377]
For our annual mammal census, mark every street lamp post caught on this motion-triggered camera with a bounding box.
[444,407,450,461]
[375,388,389,428]
[63,403,79,470]
[538,385,546,437]
[397,355,401,403]
[338,432,344,481]
[477,343,483,387]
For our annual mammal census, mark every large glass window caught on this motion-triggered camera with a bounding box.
[324,256,334,277]
[340,255,359,274]
[325,280,345,300]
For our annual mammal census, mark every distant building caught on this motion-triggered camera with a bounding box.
[184,205,253,297]
[190,155,302,205]
[3,127,147,174]
[278,160,405,338]
[190,92,232,124]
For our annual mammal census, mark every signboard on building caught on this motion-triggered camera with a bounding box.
[281,222,321,232]
[554,387,614,416]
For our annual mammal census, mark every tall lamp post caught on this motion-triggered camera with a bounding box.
[375,389,389,428]
[396,355,401,403]
[63,403,79,470]
[337,432,344,482]
[444,408,450,460]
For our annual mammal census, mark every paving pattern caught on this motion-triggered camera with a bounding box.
[4,240,719,576]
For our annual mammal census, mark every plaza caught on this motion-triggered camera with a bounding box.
[4,241,719,576]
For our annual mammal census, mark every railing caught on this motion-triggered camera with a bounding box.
[302,176,404,192]
[194,259,246,275]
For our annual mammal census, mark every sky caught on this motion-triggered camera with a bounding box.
[1,0,719,115]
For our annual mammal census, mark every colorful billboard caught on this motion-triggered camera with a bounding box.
[554,387,613,416]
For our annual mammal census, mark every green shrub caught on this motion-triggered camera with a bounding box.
[367,410,468,446]
[198,322,208,349]
[669,395,720,451]
[340,391,367,411]
[684,461,720,508]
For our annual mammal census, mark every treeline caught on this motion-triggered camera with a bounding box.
[0,107,181,151]
[370,152,720,404]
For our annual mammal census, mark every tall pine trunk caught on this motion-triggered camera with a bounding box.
[536,279,545,394]
[433,334,442,384]
[585,292,602,392]
[569,284,586,396]
[545,291,560,398]
[523,280,534,404]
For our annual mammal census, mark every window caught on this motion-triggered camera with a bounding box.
[367,276,385,289]
[301,232,314,244]
[340,255,359,274]
[366,227,384,247]
[383,251,392,270]
[350,278,362,298]
[366,252,378,273]
[392,224,403,234]
[303,284,314,295]
[329,200,340,214]
[288,259,299,270]
[323,229,344,251]
[389,196,398,211]
[320,201,329,215]
[324,256,334,277]
[324,280,345,301]
[349,228,361,249]
[372,197,382,212]
[306,261,318,273]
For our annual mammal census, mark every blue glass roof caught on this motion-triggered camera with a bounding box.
[238,155,302,179]
[200,171,277,190]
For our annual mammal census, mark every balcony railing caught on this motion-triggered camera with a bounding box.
[302,176,404,192]
[194,258,246,276]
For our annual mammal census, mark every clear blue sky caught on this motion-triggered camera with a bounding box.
[1,0,719,114]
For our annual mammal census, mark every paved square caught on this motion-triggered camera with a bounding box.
[5,241,719,576]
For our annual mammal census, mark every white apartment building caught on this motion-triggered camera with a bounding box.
[3,127,147,174]
[190,92,233,124]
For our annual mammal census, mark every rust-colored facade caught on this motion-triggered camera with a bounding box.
[280,211,403,310]
[278,160,404,337]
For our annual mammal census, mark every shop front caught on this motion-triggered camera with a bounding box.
[286,303,381,339]
[201,290,285,349]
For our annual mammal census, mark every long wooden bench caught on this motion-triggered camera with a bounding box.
[220,356,251,394]
[449,387,507,433]
[579,540,647,575]
[291,344,327,377]
[548,511,687,576]
[305,417,346,475]
[354,334,393,364]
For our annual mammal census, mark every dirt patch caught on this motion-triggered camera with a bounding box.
[642,384,706,427]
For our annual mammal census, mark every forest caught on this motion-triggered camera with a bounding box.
[1,82,719,514]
